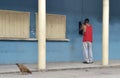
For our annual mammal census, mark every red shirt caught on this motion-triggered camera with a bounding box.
[83,25,93,42]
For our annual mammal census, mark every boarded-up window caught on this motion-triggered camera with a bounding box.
[0,10,30,39]
[36,14,66,40]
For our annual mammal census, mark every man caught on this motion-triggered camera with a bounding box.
[80,18,93,64]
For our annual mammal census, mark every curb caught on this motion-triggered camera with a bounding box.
[1,64,120,74]
[46,65,120,71]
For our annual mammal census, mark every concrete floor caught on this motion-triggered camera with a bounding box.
[0,67,120,78]
[1,60,120,74]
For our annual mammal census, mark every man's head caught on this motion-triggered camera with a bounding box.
[84,18,89,24]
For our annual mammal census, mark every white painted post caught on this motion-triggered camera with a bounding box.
[102,0,109,66]
[38,0,46,70]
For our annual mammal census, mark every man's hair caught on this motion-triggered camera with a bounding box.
[84,18,89,24]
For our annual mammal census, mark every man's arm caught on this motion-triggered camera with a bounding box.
[80,24,86,32]
[80,24,84,30]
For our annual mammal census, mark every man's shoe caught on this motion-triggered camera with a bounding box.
[82,61,89,64]
[89,62,94,64]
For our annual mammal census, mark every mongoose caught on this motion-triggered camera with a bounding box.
[16,63,32,74]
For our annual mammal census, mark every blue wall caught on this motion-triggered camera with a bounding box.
[0,0,120,64]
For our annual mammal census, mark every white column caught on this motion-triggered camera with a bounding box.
[102,0,109,66]
[38,0,46,70]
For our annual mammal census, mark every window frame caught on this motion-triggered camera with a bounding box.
[36,13,69,41]
[0,10,30,40]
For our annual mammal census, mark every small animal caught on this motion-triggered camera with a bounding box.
[16,63,32,74]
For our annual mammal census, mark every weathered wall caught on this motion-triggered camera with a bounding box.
[0,0,120,64]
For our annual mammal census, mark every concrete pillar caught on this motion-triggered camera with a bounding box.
[38,0,46,70]
[102,0,109,66]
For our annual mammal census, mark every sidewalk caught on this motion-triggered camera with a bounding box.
[1,60,120,74]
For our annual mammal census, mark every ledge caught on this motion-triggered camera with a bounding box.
[0,38,37,41]
[46,38,70,42]
[0,38,70,42]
